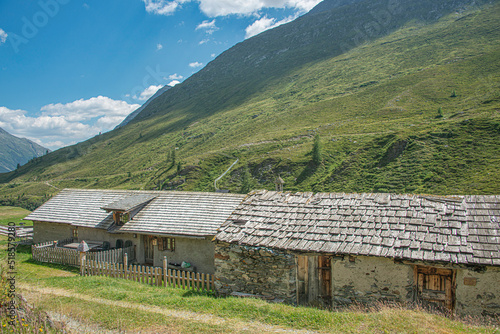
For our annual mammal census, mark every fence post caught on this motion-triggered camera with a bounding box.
[80,253,86,276]
[124,253,128,280]
[163,256,167,288]
[79,252,85,272]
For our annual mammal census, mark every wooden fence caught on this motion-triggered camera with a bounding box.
[0,225,34,242]
[32,240,135,267]
[81,254,215,292]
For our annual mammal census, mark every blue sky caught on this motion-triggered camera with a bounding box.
[0,0,321,150]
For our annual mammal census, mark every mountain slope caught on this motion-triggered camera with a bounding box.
[1,0,499,208]
[132,0,485,124]
[0,128,48,173]
[115,85,171,128]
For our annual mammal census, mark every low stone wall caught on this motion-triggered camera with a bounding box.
[214,241,296,303]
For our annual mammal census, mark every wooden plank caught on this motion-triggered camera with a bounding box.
[296,255,308,305]
[156,267,161,287]
[168,269,172,287]
[418,273,424,293]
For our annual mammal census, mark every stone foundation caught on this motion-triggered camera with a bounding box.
[214,241,296,304]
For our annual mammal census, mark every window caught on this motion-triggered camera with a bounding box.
[113,211,130,225]
[116,239,123,249]
[72,228,78,238]
[120,212,130,224]
[158,237,175,251]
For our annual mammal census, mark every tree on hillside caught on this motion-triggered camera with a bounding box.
[177,161,182,175]
[312,134,323,165]
[437,107,443,118]
[240,165,253,194]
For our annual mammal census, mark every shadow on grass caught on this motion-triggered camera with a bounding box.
[23,258,80,274]
[15,244,32,254]
[181,289,217,298]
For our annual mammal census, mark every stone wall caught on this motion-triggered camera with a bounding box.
[214,242,500,316]
[455,266,500,317]
[330,256,414,306]
[214,241,296,303]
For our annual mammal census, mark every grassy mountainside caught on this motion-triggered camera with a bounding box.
[0,0,499,208]
[0,127,48,173]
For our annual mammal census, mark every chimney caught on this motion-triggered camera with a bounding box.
[275,175,285,192]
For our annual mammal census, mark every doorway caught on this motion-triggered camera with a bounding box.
[415,266,455,311]
[144,235,155,264]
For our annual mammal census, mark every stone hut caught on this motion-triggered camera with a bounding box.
[214,190,500,316]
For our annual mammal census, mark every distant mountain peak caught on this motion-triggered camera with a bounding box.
[0,128,49,173]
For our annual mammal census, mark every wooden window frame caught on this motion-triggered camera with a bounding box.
[158,237,175,251]
[113,211,130,226]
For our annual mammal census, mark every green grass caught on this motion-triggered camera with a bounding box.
[0,206,31,226]
[0,2,500,208]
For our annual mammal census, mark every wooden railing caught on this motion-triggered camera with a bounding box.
[32,240,135,267]
[81,254,215,292]
[0,225,34,242]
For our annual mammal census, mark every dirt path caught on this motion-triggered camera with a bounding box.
[20,284,319,334]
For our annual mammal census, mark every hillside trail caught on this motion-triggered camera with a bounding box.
[20,283,319,334]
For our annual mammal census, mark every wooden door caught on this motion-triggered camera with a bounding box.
[415,266,455,311]
[318,256,332,305]
[144,235,154,264]
[296,255,309,305]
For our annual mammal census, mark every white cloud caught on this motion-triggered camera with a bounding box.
[189,61,203,68]
[245,14,297,38]
[168,80,181,86]
[141,0,322,17]
[199,39,210,45]
[167,73,183,80]
[0,97,140,150]
[0,29,7,44]
[133,85,164,101]
[196,19,219,34]
[197,0,321,17]
[156,43,163,50]
[142,0,181,15]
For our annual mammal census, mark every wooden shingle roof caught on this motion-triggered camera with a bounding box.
[26,189,246,237]
[215,191,500,266]
[101,194,156,212]
[116,191,246,236]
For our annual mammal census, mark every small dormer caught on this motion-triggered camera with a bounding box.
[101,194,156,226]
